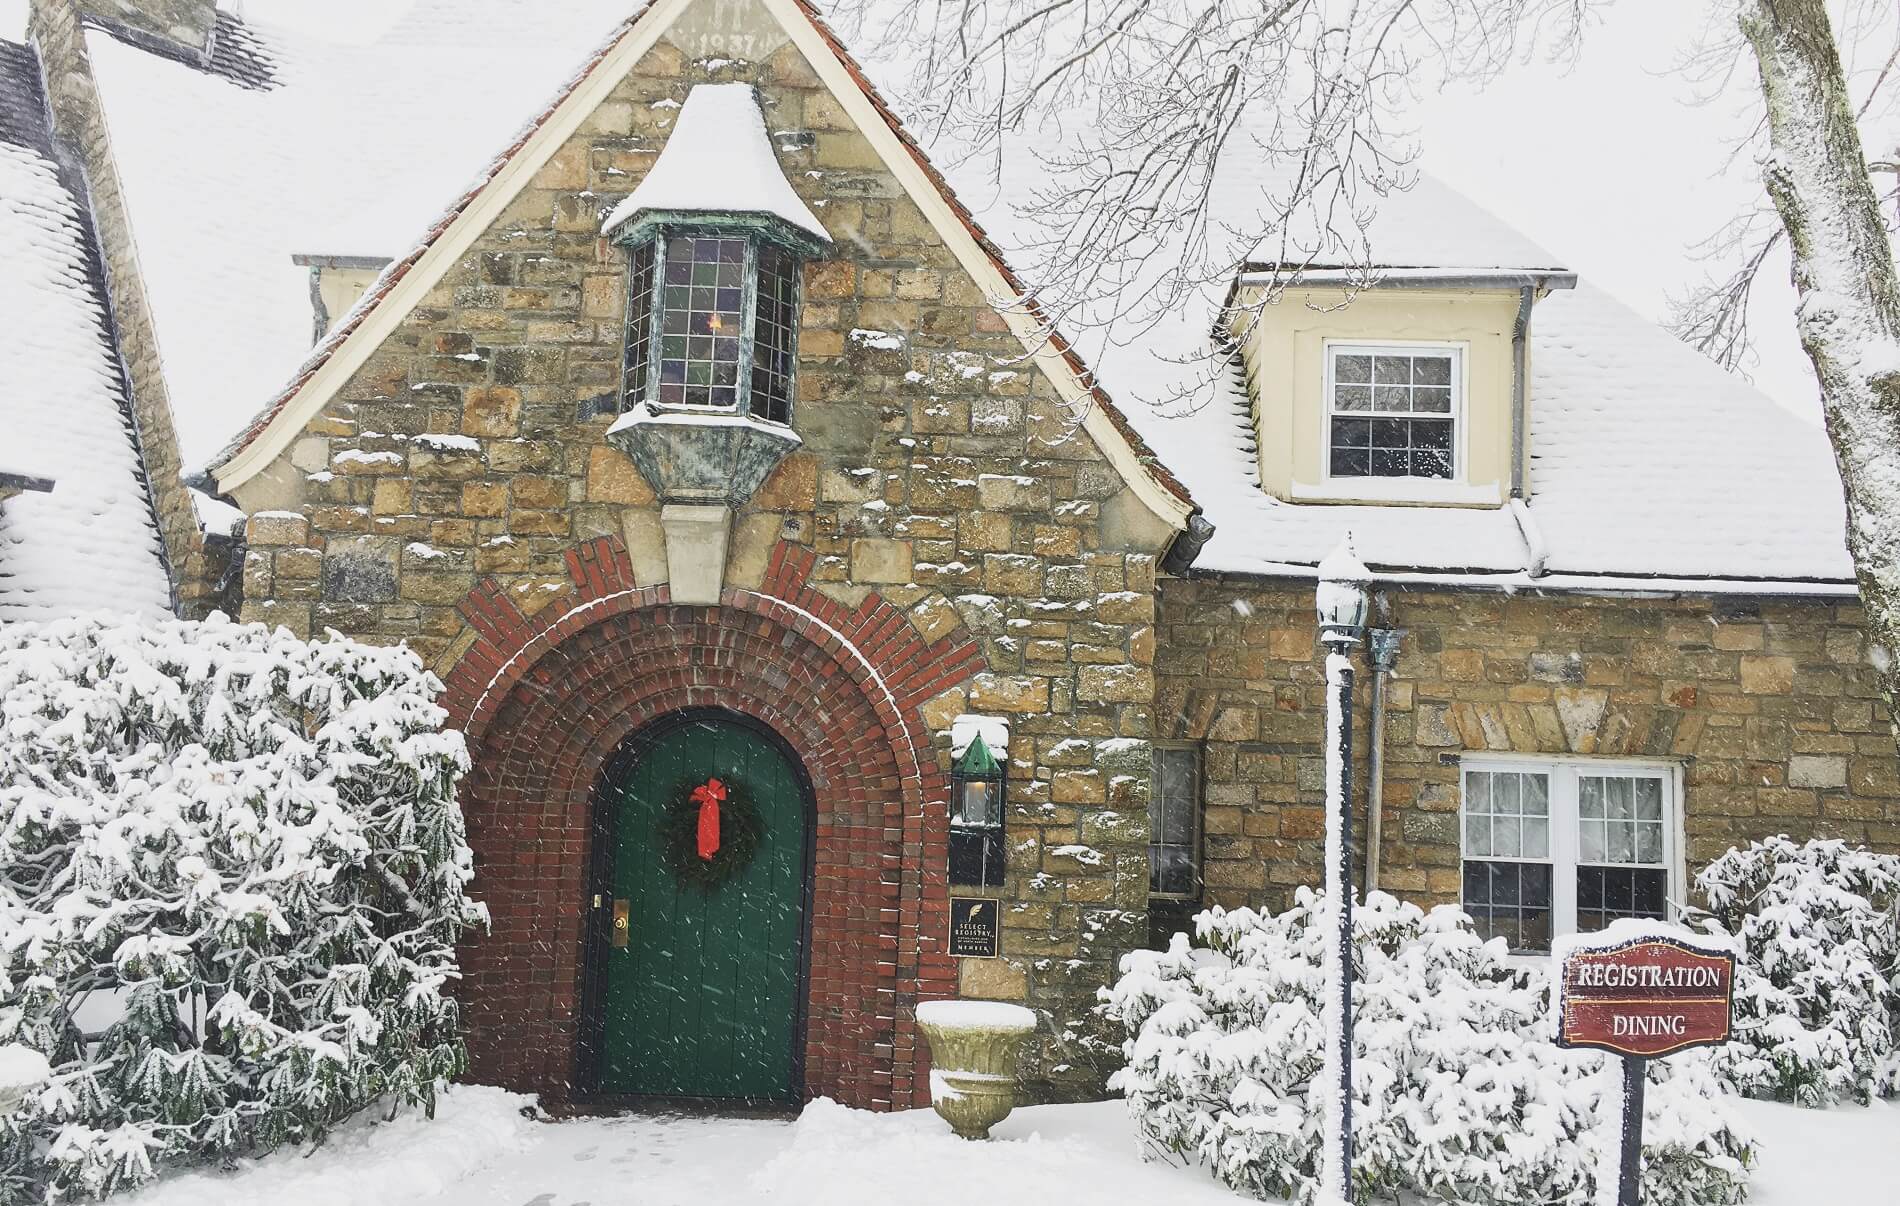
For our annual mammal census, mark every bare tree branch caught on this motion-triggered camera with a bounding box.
[827,0,1598,414]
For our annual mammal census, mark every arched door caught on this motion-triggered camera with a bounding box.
[594,710,810,1100]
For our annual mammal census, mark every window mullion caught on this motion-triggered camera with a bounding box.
[737,237,760,417]
[641,237,663,406]
[1551,764,1579,939]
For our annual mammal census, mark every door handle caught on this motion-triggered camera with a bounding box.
[611,898,631,948]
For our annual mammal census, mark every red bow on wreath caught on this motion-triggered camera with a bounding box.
[692,778,727,861]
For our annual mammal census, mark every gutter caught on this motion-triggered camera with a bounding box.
[1160,512,1216,576]
[1177,561,1860,599]
[1235,268,1580,292]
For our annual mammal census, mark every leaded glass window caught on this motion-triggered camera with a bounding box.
[623,240,657,400]
[617,223,815,422]
[657,235,747,408]
[751,242,799,424]
[1149,745,1201,899]
[1327,344,1459,479]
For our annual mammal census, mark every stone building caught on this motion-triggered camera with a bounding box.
[1,0,1887,1114]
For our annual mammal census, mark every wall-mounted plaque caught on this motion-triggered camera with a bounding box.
[949,897,1000,959]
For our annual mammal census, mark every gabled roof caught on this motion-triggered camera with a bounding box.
[0,36,171,620]
[136,0,1190,526]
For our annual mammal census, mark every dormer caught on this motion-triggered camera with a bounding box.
[1227,267,1575,507]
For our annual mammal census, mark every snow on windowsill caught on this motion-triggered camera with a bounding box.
[1289,478,1503,506]
[606,402,802,443]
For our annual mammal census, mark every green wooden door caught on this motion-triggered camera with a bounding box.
[599,714,807,1100]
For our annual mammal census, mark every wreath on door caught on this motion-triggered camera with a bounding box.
[657,776,765,889]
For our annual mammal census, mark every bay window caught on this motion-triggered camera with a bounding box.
[616,222,816,424]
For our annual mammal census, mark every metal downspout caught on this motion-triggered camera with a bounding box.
[1510,284,1535,500]
[1364,626,1402,893]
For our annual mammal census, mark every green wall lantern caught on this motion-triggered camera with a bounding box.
[949,732,1007,888]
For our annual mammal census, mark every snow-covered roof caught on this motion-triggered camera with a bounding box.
[1117,282,1854,589]
[601,82,828,242]
[0,38,170,622]
[907,105,1854,589]
[48,0,1855,591]
[81,0,633,470]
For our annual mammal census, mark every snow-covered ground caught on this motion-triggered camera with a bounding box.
[117,1086,1898,1206]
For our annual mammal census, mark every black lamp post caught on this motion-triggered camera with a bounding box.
[1315,534,1370,1204]
[949,732,1007,888]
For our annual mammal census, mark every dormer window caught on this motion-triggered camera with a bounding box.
[1325,342,1460,480]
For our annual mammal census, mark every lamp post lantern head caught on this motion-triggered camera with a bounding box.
[1316,533,1372,644]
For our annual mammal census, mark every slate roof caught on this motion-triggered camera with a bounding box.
[0,35,171,621]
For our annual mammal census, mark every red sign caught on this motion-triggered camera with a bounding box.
[1557,936,1735,1057]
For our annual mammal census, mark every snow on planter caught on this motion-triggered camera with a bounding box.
[915,1001,1037,1037]
[915,1001,1037,1139]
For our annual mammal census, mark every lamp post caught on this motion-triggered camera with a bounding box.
[1315,534,1371,1205]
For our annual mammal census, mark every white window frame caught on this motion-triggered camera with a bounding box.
[1320,340,1467,487]
[1459,753,1686,951]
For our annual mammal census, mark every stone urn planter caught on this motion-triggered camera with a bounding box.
[915,1000,1038,1140]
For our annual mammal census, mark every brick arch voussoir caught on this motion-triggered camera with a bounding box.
[442,535,986,798]
[451,536,982,1110]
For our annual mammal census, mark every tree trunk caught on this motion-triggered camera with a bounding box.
[1742,0,1900,743]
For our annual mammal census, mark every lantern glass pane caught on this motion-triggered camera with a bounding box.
[954,779,1000,828]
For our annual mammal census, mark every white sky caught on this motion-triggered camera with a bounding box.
[1416,1,1819,421]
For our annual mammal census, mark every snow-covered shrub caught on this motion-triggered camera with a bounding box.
[1689,835,1900,1105]
[1102,890,1752,1206]
[0,615,486,1201]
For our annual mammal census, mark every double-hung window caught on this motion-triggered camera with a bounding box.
[1325,343,1460,480]
[1460,756,1679,953]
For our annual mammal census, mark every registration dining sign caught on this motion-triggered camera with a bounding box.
[1553,924,1736,1206]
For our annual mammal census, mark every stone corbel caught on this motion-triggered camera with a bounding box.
[604,405,801,604]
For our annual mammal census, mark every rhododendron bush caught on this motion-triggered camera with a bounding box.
[0,615,485,1201]
[1102,890,1753,1205]
[1690,835,1900,1106]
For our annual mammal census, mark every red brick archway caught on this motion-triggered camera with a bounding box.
[437,537,983,1110]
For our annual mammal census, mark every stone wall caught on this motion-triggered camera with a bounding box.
[1157,577,1900,914]
[29,0,212,615]
[233,36,1170,1103]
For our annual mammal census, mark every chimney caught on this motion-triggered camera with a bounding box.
[75,0,218,62]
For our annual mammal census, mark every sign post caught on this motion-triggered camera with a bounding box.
[1554,927,1735,1206]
